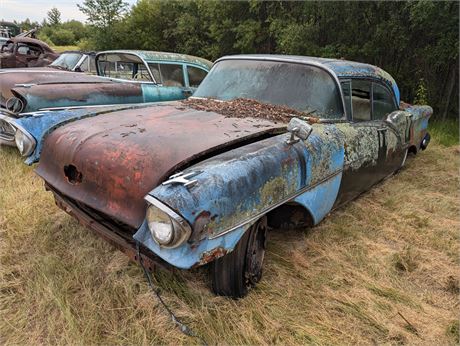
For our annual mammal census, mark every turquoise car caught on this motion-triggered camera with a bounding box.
[0,50,212,147]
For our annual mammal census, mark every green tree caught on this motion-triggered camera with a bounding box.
[78,0,128,27]
[61,20,87,42]
[49,29,76,46]
[47,7,61,27]
[77,0,129,49]
[77,0,458,118]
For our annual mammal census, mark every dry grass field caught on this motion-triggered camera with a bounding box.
[1,130,459,345]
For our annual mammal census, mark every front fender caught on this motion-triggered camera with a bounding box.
[136,124,346,268]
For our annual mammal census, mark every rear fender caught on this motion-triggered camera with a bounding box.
[12,83,146,113]
[386,105,432,152]
[406,105,432,151]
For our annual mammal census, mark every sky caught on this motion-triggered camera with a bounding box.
[0,0,138,23]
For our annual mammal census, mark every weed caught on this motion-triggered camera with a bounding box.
[429,119,459,147]
[446,320,460,344]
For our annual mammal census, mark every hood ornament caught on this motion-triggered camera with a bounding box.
[162,171,202,188]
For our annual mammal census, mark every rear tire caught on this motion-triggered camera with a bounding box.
[210,217,267,298]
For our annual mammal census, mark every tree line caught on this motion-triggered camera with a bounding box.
[13,0,460,120]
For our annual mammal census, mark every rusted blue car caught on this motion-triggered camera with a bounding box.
[35,55,432,298]
[0,50,212,150]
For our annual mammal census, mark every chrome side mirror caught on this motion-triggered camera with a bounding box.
[286,118,313,144]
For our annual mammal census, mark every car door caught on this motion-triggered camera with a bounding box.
[334,78,400,206]
[370,81,405,178]
[144,62,189,101]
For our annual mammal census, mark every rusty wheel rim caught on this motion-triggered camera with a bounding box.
[244,220,267,287]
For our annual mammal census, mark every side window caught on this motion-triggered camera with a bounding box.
[17,44,30,55]
[17,43,42,57]
[2,42,14,53]
[159,64,184,87]
[148,63,161,83]
[88,56,96,74]
[372,83,396,120]
[351,79,372,121]
[340,80,352,119]
[81,56,97,74]
[99,61,134,79]
[187,66,208,88]
[133,63,152,81]
[77,56,88,72]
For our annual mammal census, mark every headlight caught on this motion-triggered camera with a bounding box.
[14,128,36,156]
[145,196,191,248]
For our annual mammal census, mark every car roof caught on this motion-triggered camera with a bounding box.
[98,50,213,71]
[8,37,55,53]
[217,54,400,104]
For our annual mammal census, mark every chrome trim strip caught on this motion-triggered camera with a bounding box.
[208,169,343,239]
[38,102,158,112]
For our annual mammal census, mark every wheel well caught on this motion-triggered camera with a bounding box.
[266,202,314,230]
[408,145,417,155]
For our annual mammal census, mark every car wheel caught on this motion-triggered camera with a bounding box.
[210,216,267,298]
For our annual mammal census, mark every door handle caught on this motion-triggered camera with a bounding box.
[377,128,387,132]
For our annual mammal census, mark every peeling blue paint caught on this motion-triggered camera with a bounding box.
[133,221,246,269]
[137,124,347,268]
[294,172,343,225]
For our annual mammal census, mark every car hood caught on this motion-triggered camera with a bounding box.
[0,69,111,108]
[35,101,285,228]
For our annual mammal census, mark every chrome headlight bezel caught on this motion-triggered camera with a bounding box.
[0,113,17,142]
[14,125,36,157]
[144,195,192,248]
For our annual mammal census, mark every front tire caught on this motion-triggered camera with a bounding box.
[210,217,267,298]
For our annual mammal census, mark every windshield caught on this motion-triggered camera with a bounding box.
[50,52,83,70]
[194,59,344,119]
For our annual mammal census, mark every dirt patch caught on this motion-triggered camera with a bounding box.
[181,97,317,124]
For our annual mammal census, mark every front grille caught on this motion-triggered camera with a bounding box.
[73,198,137,236]
[49,183,137,238]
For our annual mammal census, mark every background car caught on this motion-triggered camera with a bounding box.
[47,51,96,73]
[0,50,212,150]
[33,55,432,298]
[0,34,59,68]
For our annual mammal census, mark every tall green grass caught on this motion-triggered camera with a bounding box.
[429,118,459,147]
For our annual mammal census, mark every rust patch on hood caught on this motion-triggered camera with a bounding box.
[35,102,285,228]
